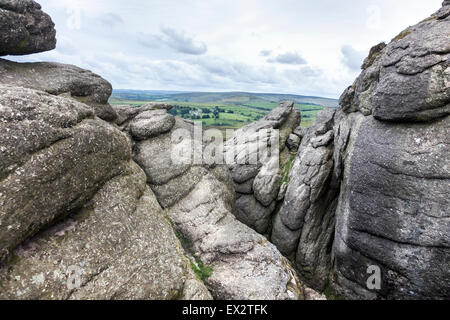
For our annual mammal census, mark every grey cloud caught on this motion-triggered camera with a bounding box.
[160,26,207,55]
[341,45,366,71]
[138,33,162,49]
[259,50,272,57]
[267,52,307,65]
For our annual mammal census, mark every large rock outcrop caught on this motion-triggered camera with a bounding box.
[224,101,300,235]
[272,108,339,291]
[115,104,305,300]
[274,2,449,299]
[332,3,449,299]
[0,86,211,299]
[0,0,56,56]
[0,58,118,121]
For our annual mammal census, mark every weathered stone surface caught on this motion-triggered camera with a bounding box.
[130,110,175,140]
[333,115,450,299]
[168,169,303,300]
[0,85,129,263]
[0,86,211,300]
[234,178,254,194]
[329,3,450,299]
[341,7,450,122]
[0,59,117,121]
[236,195,276,235]
[225,101,300,234]
[286,134,301,152]
[124,104,304,299]
[253,173,281,207]
[114,105,141,127]
[272,108,339,291]
[0,161,211,300]
[114,103,174,129]
[0,0,56,56]
[293,126,307,139]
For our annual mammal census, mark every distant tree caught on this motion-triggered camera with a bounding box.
[213,106,220,122]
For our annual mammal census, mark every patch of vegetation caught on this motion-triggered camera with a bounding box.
[17,30,30,50]
[175,230,190,246]
[165,215,191,247]
[189,257,213,281]
[393,29,412,41]
[322,276,344,300]
[281,154,296,185]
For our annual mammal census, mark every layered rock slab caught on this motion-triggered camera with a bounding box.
[0,0,56,56]
[224,101,300,235]
[333,114,450,299]
[272,108,339,291]
[0,161,211,300]
[0,85,127,263]
[332,3,450,299]
[0,87,210,299]
[0,58,117,121]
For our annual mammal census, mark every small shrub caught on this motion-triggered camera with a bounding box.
[189,257,213,281]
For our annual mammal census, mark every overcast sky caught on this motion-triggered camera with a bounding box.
[9,0,443,98]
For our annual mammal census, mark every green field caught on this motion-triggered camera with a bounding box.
[109,90,337,130]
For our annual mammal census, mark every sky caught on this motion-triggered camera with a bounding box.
[8,0,443,98]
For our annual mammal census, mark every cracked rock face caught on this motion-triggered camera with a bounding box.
[0,85,128,263]
[332,5,450,299]
[224,101,300,235]
[272,108,339,291]
[272,3,449,299]
[0,58,117,121]
[0,87,210,299]
[115,104,305,300]
[0,0,56,56]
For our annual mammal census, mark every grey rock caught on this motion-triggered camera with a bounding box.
[333,115,450,299]
[293,126,307,138]
[311,130,334,148]
[236,194,276,234]
[330,3,450,299]
[344,9,450,122]
[114,105,141,126]
[0,85,129,263]
[168,170,303,299]
[253,173,281,207]
[277,183,288,201]
[225,101,300,234]
[0,85,211,300]
[234,178,254,194]
[141,102,173,111]
[272,110,339,291]
[0,161,211,300]
[0,0,56,56]
[126,106,304,299]
[286,134,301,152]
[0,58,117,121]
[130,110,175,140]
[230,164,261,184]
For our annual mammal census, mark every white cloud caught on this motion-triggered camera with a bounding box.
[267,52,307,65]
[6,0,444,98]
[160,26,207,55]
[341,45,367,71]
[259,50,272,57]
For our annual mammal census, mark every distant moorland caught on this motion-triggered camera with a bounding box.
[110,90,339,129]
